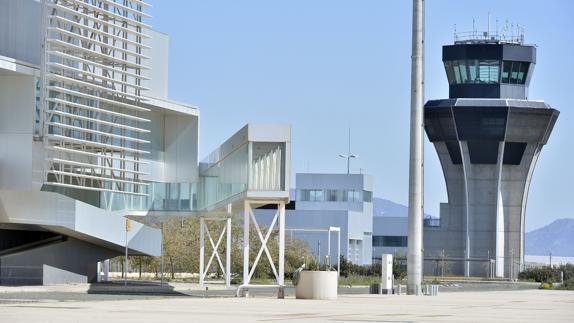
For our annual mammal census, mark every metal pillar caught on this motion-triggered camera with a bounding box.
[407,0,424,295]
[103,259,110,281]
[328,229,331,267]
[327,226,342,271]
[243,200,250,286]
[226,217,232,288]
[96,261,102,283]
[199,217,205,287]
[278,201,285,298]
[337,230,341,274]
[160,223,164,285]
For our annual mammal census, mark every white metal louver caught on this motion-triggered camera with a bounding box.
[41,0,152,196]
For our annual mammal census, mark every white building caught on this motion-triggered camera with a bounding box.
[372,216,408,261]
[0,0,291,287]
[256,173,374,265]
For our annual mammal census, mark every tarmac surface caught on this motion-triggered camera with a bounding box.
[0,282,572,322]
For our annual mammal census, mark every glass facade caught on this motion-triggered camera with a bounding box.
[444,60,529,85]
[100,182,198,212]
[372,235,408,247]
[467,140,500,164]
[250,142,285,191]
[297,189,373,203]
[501,61,529,84]
[453,107,508,141]
[101,141,287,212]
[200,143,249,208]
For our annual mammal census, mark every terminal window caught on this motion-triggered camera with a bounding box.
[373,236,408,247]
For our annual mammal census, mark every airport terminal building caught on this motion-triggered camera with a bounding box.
[0,0,291,286]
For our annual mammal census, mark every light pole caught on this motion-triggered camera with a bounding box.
[338,128,358,174]
[407,0,425,295]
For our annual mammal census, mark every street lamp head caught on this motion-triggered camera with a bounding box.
[338,154,347,158]
[349,154,358,158]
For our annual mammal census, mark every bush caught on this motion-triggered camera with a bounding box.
[519,264,574,283]
[519,266,556,283]
[338,255,406,282]
[562,279,574,290]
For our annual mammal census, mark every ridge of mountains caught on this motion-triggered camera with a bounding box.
[525,218,574,257]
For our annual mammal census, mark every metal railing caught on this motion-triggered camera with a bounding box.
[454,30,524,45]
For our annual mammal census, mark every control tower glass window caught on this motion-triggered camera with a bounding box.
[444,60,501,84]
[501,61,530,84]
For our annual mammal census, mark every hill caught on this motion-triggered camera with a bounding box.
[373,197,435,219]
[525,218,574,257]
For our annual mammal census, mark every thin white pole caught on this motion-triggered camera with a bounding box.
[407,0,425,296]
[160,223,164,285]
[199,217,205,287]
[347,128,351,174]
[103,259,110,281]
[328,229,331,267]
[243,200,250,285]
[125,226,128,286]
[337,231,341,274]
[278,201,285,298]
[226,217,232,288]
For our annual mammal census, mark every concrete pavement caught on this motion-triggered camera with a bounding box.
[0,289,572,322]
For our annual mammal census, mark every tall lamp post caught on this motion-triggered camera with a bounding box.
[338,128,358,174]
[407,0,425,295]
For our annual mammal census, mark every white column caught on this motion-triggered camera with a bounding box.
[407,0,425,296]
[96,262,102,283]
[495,142,506,277]
[103,259,110,281]
[337,231,341,273]
[278,202,285,299]
[278,202,285,285]
[226,217,232,288]
[243,200,250,285]
[327,229,331,267]
[199,217,205,287]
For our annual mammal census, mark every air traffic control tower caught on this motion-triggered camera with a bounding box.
[423,29,559,278]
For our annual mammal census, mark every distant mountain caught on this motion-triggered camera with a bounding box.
[526,218,574,257]
[373,197,435,219]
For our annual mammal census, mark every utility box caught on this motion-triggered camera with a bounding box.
[381,254,393,294]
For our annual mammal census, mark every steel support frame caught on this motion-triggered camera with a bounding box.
[199,216,232,288]
[241,199,285,298]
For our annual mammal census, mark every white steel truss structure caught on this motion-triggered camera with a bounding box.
[238,200,285,298]
[40,0,152,196]
[199,217,232,288]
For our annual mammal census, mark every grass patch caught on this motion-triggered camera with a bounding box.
[338,275,380,287]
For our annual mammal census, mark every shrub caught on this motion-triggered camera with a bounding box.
[563,279,574,290]
[338,255,406,281]
[519,266,556,283]
[519,264,574,284]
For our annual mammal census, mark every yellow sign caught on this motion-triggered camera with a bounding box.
[126,219,132,232]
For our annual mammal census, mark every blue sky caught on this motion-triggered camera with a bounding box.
[147,0,574,231]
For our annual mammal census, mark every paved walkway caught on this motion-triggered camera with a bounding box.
[0,289,572,322]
